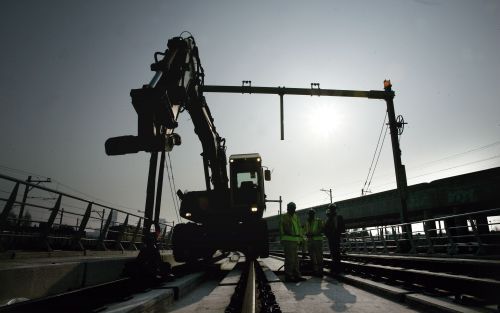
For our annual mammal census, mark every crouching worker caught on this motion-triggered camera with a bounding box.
[280,202,306,282]
[304,208,324,277]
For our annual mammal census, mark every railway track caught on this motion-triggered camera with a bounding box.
[269,250,500,311]
[224,259,282,313]
[0,253,284,313]
[6,249,498,313]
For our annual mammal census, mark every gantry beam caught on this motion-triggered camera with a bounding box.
[202,83,412,248]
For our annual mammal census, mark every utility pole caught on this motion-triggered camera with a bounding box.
[17,176,51,228]
[59,208,64,226]
[92,208,106,234]
[321,188,333,204]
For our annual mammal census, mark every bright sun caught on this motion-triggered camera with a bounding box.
[305,101,343,140]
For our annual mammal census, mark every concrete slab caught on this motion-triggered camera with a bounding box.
[337,273,412,302]
[161,272,205,299]
[259,261,281,283]
[219,258,238,271]
[102,272,207,313]
[0,250,174,304]
[164,275,227,313]
[268,279,303,313]
[405,293,489,313]
[0,261,85,304]
[260,256,284,272]
[0,253,134,270]
[102,287,176,313]
[164,257,239,313]
[218,268,241,286]
[0,250,139,260]
[84,258,130,286]
[193,285,235,312]
[282,275,419,313]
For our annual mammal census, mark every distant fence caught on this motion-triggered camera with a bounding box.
[269,208,500,257]
[0,173,174,252]
[342,207,500,256]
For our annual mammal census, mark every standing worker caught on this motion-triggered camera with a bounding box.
[323,203,345,274]
[304,208,324,277]
[280,202,306,282]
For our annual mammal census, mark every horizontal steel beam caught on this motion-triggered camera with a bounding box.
[202,85,394,100]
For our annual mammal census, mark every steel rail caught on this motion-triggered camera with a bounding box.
[226,259,280,313]
[242,260,256,313]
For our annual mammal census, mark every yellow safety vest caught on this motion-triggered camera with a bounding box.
[280,213,302,242]
[304,219,323,241]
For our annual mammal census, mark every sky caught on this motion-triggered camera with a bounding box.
[1,0,499,225]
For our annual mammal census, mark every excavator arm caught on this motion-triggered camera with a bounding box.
[106,34,269,262]
[105,35,228,192]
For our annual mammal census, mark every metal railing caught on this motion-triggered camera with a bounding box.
[343,208,500,256]
[268,208,500,257]
[0,173,174,252]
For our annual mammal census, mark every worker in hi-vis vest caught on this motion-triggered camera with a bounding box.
[304,208,324,276]
[280,202,306,282]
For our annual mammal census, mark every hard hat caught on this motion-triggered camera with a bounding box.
[327,203,338,213]
[287,202,296,210]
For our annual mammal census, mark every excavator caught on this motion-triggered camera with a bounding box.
[105,34,271,263]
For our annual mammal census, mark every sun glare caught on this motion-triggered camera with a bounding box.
[305,102,343,140]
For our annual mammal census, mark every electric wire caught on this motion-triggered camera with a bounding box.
[0,164,140,215]
[364,139,500,186]
[165,153,181,223]
[366,124,389,192]
[411,140,500,170]
[364,155,500,193]
[305,141,500,203]
[167,152,181,213]
[0,164,49,179]
[362,111,388,194]
[408,154,500,181]
[50,178,139,213]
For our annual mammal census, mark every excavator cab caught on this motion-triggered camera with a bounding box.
[173,153,271,261]
[229,153,269,218]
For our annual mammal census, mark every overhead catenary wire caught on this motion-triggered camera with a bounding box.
[357,154,500,196]
[362,111,388,194]
[311,140,500,203]
[167,153,180,211]
[0,164,140,214]
[165,152,181,223]
[407,154,500,181]
[363,139,500,187]
[366,124,389,192]
[410,140,500,170]
[0,164,50,180]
